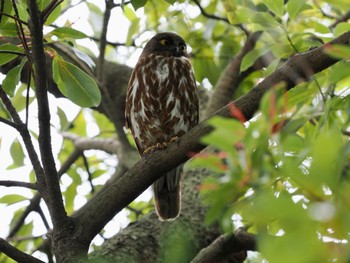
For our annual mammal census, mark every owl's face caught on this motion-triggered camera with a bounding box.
[142,32,189,57]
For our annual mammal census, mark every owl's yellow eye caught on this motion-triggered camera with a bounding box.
[180,45,186,52]
[160,39,170,46]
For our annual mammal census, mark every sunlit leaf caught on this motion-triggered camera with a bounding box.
[7,139,25,169]
[0,194,27,205]
[2,58,27,96]
[324,44,350,60]
[263,0,284,17]
[131,0,147,10]
[52,56,101,107]
[50,27,88,39]
[286,0,311,19]
[0,44,24,66]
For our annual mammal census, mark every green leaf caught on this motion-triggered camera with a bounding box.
[131,0,148,10]
[57,106,69,131]
[8,139,25,169]
[0,194,27,205]
[286,0,310,19]
[0,0,12,26]
[52,56,101,107]
[241,48,268,72]
[50,27,88,39]
[324,44,350,60]
[163,0,176,4]
[201,117,245,156]
[2,58,27,96]
[44,1,62,25]
[334,22,350,37]
[0,44,24,66]
[72,47,96,69]
[11,83,35,112]
[263,0,284,17]
[328,62,350,84]
[251,12,279,28]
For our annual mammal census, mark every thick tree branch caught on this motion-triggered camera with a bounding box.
[74,31,350,242]
[191,228,257,263]
[0,238,44,263]
[27,0,66,224]
[205,31,263,117]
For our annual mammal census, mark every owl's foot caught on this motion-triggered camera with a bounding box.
[143,142,168,155]
[143,137,180,155]
[169,136,179,143]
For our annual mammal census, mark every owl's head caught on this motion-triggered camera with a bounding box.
[141,32,189,57]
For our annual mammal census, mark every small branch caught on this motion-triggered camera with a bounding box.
[0,116,19,129]
[191,228,257,263]
[8,196,41,238]
[62,132,119,154]
[42,0,64,22]
[0,86,46,192]
[81,153,95,193]
[7,149,82,238]
[192,0,249,35]
[330,9,350,28]
[35,205,51,230]
[0,180,37,190]
[193,0,229,23]
[0,11,28,25]
[62,132,138,168]
[0,85,23,124]
[0,238,44,263]
[0,50,26,56]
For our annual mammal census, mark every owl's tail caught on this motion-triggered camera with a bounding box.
[153,165,183,221]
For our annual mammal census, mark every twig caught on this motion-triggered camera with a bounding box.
[82,153,95,193]
[330,9,350,28]
[192,0,249,35]
[0,86,45,189]
[0,180,37,190]
[95,0,134,155]
[7,149,82,239]
[0,238,44,263]
[0,116,19,129]
[0,50,25,56]
[42,0,64,22]
[0,11,28,25]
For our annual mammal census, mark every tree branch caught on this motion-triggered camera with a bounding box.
[0,238,44,263]
[192,0,248,35]
[7,149,82,239]
[74,31,350,242]
[0,180,37,190]
[191,228,256,263]
[27,0,66,224]
[205,31,263,117]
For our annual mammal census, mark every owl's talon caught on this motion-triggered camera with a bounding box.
[169,136,179,143]
[143,142,168,155]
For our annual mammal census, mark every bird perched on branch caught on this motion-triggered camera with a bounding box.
[125,32,199,220]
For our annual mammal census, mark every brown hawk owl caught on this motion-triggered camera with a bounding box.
[125,32,199,220]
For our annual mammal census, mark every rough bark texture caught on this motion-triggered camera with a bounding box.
[88,168,220,262]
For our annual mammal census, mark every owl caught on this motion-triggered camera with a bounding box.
[125,32,199,220]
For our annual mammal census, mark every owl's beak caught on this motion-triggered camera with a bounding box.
[173,46,182,57]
